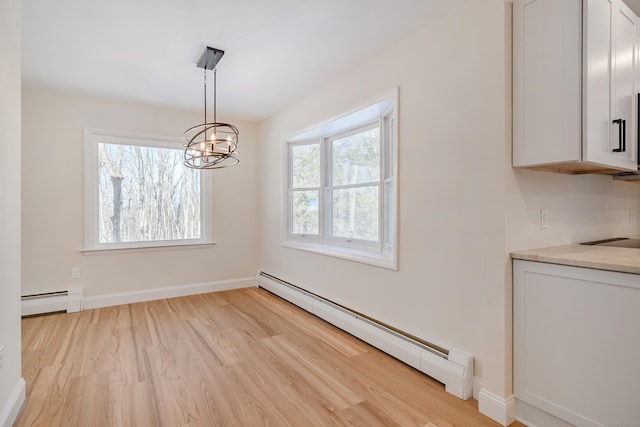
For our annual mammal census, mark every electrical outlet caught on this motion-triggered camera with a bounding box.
[0,345,5,368]
[540,209,548,229]
[71,267,80,279]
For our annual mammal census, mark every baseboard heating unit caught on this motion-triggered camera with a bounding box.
[256,271,473,400]
[21,287,82,316]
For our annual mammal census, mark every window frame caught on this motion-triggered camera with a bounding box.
[83,128,214,252]
[287,139,323,242]
[323,120,382,251]
[282,90,398,270]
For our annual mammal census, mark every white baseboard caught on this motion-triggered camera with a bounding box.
[516,399,575,427]
[478,388,516,426]
[83,277,255,309]
[473,376,483,400]
[0,378,25,427]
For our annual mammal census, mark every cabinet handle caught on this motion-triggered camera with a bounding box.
[613,119,626,153]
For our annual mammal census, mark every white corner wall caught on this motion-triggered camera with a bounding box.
[0,0,25,424]
[258,0,510,405]
[507,170,640,250]
[21,86,259,299]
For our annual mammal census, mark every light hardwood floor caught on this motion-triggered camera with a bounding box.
[17,287,524,426]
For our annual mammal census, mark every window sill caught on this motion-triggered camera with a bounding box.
[82,240,215,256]
[282,240,397,270]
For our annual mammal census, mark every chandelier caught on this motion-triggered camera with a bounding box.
[184,47,239,169]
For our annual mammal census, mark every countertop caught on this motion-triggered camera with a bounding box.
[511,244,640,275]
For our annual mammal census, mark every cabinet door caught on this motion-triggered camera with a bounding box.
[513,0,582,167]
[513,260,640,426]
[583,0,614,167]
[611,0,638,168]
[583,0,638,170]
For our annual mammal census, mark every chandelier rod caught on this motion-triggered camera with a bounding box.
[202,67,218,125]
[213,68,217,124]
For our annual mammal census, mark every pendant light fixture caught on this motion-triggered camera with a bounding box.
[184,47,239,169]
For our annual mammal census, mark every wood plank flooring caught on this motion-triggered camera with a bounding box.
[17,287,524,426]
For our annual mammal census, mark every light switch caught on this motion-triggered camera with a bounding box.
[540,209,548,229]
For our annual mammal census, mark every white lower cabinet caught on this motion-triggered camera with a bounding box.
[513,260,640,427]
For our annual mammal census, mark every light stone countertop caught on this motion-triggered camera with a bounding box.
[511,244,640,275]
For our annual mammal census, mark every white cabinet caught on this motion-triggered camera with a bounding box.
[513,260,640,427]
[514,0,638,173]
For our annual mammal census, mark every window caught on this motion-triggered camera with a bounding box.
[83,128,213,251]
[284,91,398,269]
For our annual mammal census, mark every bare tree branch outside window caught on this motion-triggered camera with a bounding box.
[98,142,201,243]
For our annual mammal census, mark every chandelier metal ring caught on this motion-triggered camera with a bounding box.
[184,122,239,168]
[183,47,239,170]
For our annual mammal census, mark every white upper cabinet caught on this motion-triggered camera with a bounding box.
[514,0,639,173]
[611,0,638,167]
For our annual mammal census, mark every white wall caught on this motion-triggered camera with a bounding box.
[21,85,259,298]
[0,0,24,423]
[259,0,511,397]
[507,170,640,250]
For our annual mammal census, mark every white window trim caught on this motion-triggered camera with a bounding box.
[381,102,396,255]
[282,89,398,270]
[83,128,214,253]
[281,240,396,270]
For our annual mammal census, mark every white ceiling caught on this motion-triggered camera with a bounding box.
[22,0,464,122]
[627,0,640,15]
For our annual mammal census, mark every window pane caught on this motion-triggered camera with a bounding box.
[292,143,320,188]
[98,143,201,243]
[291,190,319,235]
[331,186,379,241]
[332,127,380,186]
